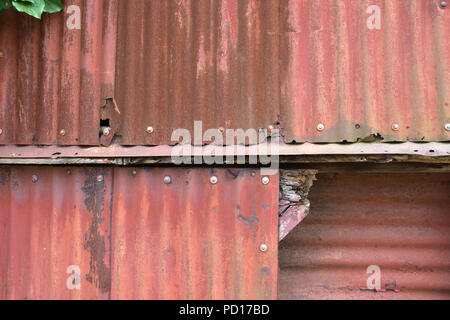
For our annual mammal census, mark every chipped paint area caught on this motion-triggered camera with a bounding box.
[279,170,317,241]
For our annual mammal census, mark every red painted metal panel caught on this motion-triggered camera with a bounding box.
[280,0,450,142]
[113,0,280,145]
[111,168,279,299]
[0,0,117,145]
[0,166,279,299]
[279,172,450,299]
[0,166,112,299]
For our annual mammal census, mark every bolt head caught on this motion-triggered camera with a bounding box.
[102,127,111,136]
[440,1,447,9]
[59,129,66,136]
[210,176,218,184]
[31,174,39,183]
[317,123,325,132]
[391,123,400,131]
[146,126,154,134]
[260,244,268,252]
[445,123,450,131]
[262,176,270,185]
[97,175,104,182]
[164,175,172,184]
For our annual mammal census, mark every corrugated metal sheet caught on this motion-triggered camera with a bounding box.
[279,172,450,300]
[0,166,112,299]
[281,0,450,142]
[112,0,449,145]
[0,0,448,147]
[0,166,279,299]
[110,168,279,299]
[0,0,117,145]
[114,0,280,145]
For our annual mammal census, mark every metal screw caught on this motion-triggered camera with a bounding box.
[317,123,325,132]
[102,127,111,136]
[31,174,39,183]
[260,244,268,252]
[391,123,400,131]
[97,175,103,182]
[262,176,270,185]
[164,175,172,184]
[59,129,66,136]
[440,1,447,9]
[210,176,218,184]
[445,123,450,131]
[146,126,154,134]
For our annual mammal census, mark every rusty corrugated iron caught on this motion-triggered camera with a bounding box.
[279,172,450,299]
[0,0,448,147]
[0,166,279,299]
[111,0,449,145]
[0,0,117,146]
[280,0,450,142]
[113,0,280,145]
[110,168,279,299]
[0,166,112,299]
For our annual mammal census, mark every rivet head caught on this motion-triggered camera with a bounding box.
[260,244,268,252]
[164,175,172,184]
[146,126,154,134]
[268,124,274,131]
[59,129,66,136]
[210,176,218,184]
[0,51,3,58]
[262,176,270,185]
[31,174,39,183]
[392,123,400,131]
[131,170,137,176]
[218,127,225,134]
[67,169,71,175]
[440,1,447,9]
[445,123,450,131]
[0,128,3,135]
[97,175,103,182]
[102,127,111,136]
[317,123,325,132]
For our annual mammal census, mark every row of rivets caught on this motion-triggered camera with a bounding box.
[1,123,449,137]
[160,174,270,185]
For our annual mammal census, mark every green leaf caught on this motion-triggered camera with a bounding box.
[12,0,45,19]
[43,0,63,13]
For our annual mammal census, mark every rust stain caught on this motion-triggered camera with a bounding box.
[81,168,111,294]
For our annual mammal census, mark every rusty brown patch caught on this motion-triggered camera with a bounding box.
[81,168,111,294]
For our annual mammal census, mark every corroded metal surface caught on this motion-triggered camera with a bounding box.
[111,168,279,299]
[279,172,450,299]
[0,0,117,145]
[0,166,112,299]
[113,0,280,145]
[0,0,448,147]
[280,0,450,142]
[0,166,279,299]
